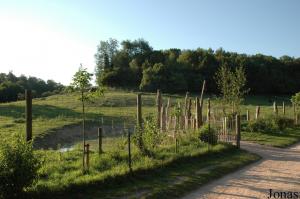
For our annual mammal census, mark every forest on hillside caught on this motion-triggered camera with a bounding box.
[95,38,300,94]
[0,72,64,102]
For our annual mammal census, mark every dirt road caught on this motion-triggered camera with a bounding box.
[182,141,300,199]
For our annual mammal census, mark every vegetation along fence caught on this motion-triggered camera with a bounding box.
[20,86,300,172]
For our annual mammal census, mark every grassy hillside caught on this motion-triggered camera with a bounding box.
[0,89,294,145]
[1,89,298,198]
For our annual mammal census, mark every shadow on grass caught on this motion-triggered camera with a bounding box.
[0,104,132,122]
[0,104,83,119]
[27,146,259,199]
[243,95,291,106]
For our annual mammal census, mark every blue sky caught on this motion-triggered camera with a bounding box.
[0,0,299,84]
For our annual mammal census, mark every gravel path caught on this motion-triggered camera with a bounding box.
[182,141,300,199]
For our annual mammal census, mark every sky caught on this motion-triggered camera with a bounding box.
[0,0,300,85]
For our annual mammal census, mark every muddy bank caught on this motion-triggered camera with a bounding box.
[33,125,134,150]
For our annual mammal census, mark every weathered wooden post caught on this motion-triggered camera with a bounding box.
[207,98,211,136]
[195,97,201,129]
[25,89,32,141]
[156,89,162,127]
[83,144,90,171]
[282,102,285,115]
[137,93,142,128]
[160,105,166,131]
[187,98,192,128]
[200,80,206,107]
[207,98,211,123]
[178,102,184,130]
[166,98,170,130]
[175,137,178,153]
[246,109,250,121]
[98,127,103,154]
[184,92,189,116]
[255,106,260,119]
[236,114,241,149]
[127,129,132,173]
[293,103,296,124]
[224,116,227,139]
[86,144,90,170]
[273,101,278,115]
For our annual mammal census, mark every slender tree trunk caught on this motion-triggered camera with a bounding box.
[82,91,85,152]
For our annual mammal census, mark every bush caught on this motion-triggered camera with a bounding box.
[197,124,218,145]
[272,116,294,131]
[246,115,294,133]
[246,118,272,133]
[133,115,165,156]
[0,134,40,198]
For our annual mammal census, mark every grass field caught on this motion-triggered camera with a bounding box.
[27,142,259,199]
[0,89,299,198]
[0,89,294,144]
[242,127,300,147]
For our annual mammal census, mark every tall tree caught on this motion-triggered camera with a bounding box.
[95,38,119,85]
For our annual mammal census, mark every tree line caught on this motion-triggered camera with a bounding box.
[95,38,300,95]
[0,72,64,102]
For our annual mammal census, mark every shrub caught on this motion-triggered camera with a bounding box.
[246,115,294,133]
[0,133,40,198]
[272,116,294,131]
[197,124,218,145]
[133,115,165,156]
[246,118,273,133]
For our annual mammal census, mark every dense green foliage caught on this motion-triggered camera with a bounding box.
[197,124,218,145]
[244,115,294,133]
[0,134,40,198]
[95,38,300,94]
[215,64,248,113]
[0,72,64,102]
[291,92,300,107]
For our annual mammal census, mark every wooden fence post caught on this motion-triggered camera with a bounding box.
[166,98,170,130]
[273,101,278,115]
[282,101,285,115]
[25,89,32,141]
[207,98,211,140]
[184,92,189,116]
[246,109,250,121]
[255,106,260,119]
[207,98,211,123]
[187,98,192,128]
[86,144,90,170]
[293,103,296,124]
[175,137,178,153]
[200,80,206,107]
[98,127,103,154]
[127,129,132,173]
[160,105,166,131]
[156,89,162,127]
[195,97,200,129]
[137,93,142,128]
[224,116,227,136]
[236,114,241,149]
[84,144,90,171]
